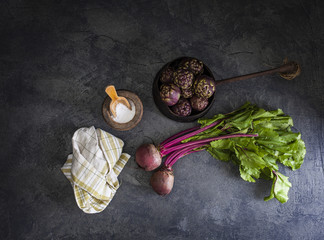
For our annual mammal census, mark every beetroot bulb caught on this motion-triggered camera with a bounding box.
[134,126,202,171]
[150,166,174,196]
[135,144,162,171]
[135,121,226,172]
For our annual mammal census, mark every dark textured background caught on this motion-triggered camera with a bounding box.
[1,0,324,239]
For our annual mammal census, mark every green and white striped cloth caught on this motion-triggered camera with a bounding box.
[61,126,130,214]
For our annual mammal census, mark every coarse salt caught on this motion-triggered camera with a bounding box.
[111,100,136,123]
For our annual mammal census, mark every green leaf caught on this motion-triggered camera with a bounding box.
[260,167,275,180]
[234,147,266,170]
[277,131,300,144]
[226,109,254,130]
[198,114,225,127]
[206,147,231,162]
[264,171,291,203]
[192,102,306,203]
[210,139,234,149]
[262,155,279,171]
[230,137,259,152]
[239,165,257,182]
[269,108,284,116]
[279,138,306,170]
[253,116,293,130]
[251,108,282,119]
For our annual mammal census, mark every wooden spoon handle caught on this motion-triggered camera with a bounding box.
[105,85,119,101]
[214,62,298,86]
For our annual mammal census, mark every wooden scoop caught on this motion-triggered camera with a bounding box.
[105,85,131,117]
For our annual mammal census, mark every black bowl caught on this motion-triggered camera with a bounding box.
[152,57,216,122]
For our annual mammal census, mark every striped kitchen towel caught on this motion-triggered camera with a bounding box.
[61,126,130,214]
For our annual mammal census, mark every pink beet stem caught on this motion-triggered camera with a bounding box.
[161,120,223,150]
[160,126,200,147]
[164,149,183,166]
[164,143,207,166]
[169,149,204,167]
[162,133,258,156]
[168,145,206,167]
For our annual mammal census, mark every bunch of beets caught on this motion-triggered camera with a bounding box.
[135,102,306,203]
[159,57,216,116]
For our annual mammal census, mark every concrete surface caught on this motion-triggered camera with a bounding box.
[1,0,324,239]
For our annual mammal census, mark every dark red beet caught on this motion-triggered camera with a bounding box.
[150,167,174,196]
[135,144,162,171]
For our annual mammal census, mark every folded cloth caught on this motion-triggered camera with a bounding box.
[61,126,130,213]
